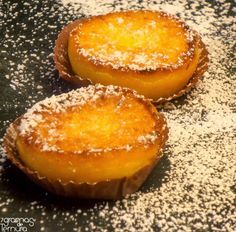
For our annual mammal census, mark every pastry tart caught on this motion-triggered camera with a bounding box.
[3,85,168,199]
[54,10,208,102]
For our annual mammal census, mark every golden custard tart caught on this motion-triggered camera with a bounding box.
[4,85,168,199]
[54,10,208,102]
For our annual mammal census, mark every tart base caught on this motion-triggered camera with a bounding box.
[3,116,168,199]
[54,19,208,104]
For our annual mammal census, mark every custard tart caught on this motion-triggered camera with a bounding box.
[54,10,208,102]
[4,85,168,199]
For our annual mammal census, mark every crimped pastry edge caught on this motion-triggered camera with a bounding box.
[3,110,168,199]
[54,12,208,104]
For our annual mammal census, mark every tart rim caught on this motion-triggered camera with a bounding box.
[3,110,168,199]
[4,112,168,183]
[54,11,209,104]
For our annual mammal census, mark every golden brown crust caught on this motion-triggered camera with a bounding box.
[3,113,168,199]
[16,85,163,154]
[3,85,169,199]
[54,11,208,103]
[70,11,197,73]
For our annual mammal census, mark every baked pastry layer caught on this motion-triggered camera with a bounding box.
[67,11,201,100]
[15,85,168,185]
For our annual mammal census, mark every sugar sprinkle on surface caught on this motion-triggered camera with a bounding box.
[0,0,235,231]
[17,84,161,153]
[74,11,196,72]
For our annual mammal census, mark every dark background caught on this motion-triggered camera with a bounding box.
[0,0,235,231]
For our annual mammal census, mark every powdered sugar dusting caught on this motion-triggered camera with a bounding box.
[0,0,235,231]
[18,84,160,153]
[74,11,196,71]
[60,0,235,231]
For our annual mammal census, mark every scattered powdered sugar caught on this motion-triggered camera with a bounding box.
[59,0,235,231]
[19,84,123,134]
[18,84,160,152]
[0,0,235,231]
[75,11,196,71]
[137,131,159,144]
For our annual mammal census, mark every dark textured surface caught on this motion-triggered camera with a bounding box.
[0,0,235,231]
[0,1,170,231]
